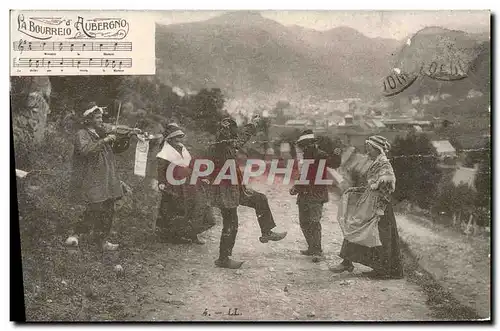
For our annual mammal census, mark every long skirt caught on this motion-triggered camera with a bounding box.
[339,203,403,277]
[156,183,215,238]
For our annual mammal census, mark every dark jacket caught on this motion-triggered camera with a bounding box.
[156,142,209,196]
[71,128,130,204]
[294,147,342,205]
[205,123,257,209]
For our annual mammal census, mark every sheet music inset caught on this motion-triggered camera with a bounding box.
[10,10,155,76]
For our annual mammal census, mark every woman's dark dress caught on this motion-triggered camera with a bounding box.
[338,153,403,278]
[156,143,215,239]
[339,203,403,277]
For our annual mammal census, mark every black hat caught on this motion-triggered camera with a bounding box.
[297,129,316,143]
[164,123,185,139]
[220,117,237,129]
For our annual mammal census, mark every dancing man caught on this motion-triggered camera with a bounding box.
[208,115,287,269]
[290,129,342,262]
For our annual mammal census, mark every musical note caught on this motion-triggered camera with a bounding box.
[12,57,132,69]
[12,41,133,52]
[18,39,24,54]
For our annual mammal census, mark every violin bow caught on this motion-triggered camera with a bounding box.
[115,101,122,129]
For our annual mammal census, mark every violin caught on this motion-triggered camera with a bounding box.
[103,123,143,138]
[102,123,164,142]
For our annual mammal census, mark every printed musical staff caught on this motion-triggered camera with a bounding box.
[13,40,133,53]
[12,57,132,69]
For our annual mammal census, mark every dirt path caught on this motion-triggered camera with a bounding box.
[123,180,433,321]
[396,214,490,319]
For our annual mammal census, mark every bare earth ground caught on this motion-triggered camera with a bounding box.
[21,178,488,321]
[396,214,491,319]
[128,180,432,321]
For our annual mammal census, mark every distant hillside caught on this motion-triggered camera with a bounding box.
[155,11,490,109]
[155,11,404,100]
[383,26,490,105]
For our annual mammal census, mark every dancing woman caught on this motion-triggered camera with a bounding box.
[329,135,403,279]
[156,123,215,244]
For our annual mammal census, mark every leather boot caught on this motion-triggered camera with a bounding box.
[190,234,205,245]
[259,230,287,243]
[215,257,244,269]
[300,249,316,256]
[329,260,354,273]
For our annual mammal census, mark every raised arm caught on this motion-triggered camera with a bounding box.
[74,130,106,156]
[234,123,257,149]
[327,148,343,169]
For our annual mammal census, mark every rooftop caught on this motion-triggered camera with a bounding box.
[285,119,312,126]
[431,140,457,155]
[452,166,477,189]
[382,118,432,125]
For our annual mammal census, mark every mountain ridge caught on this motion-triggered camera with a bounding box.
[155,12,487,101]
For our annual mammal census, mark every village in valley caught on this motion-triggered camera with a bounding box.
[11,10,491,322]
[221,86,489,199]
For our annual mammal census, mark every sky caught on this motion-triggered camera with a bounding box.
[154,10,490,40]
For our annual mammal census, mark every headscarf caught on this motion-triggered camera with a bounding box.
[365,135,391,156]
[82,101,105,118]
[163,122,185,140]
[81,102,106,135]
[365,135,395,193]
[157,123,191,164]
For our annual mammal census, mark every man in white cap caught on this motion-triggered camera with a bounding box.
[290,129,342,262]
[70,102,131,251]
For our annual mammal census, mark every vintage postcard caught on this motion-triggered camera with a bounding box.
[10,10,491,322]
[10,10,155,76]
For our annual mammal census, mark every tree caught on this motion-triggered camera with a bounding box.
[432,182,456,220]
[188,88,226,134]
[273,100,290,125]
[433,182,476,227]
[391,132,443,209]
[474,140,491,209]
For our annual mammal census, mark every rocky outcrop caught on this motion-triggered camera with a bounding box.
[11,76,52,169]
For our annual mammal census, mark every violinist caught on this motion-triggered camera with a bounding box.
[70,102,132,251]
